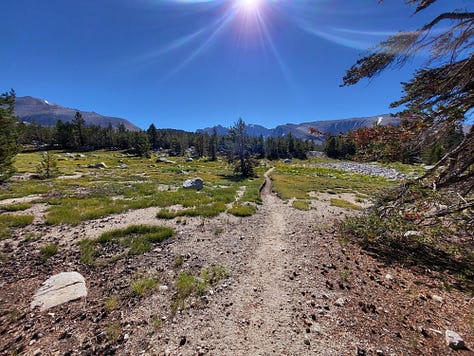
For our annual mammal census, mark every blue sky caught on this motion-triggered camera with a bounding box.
[1,0,462,131]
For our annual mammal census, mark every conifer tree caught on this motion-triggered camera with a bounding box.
[0,89,20,182]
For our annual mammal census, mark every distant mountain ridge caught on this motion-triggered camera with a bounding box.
[14,96,140,131]
[197,114,402,142]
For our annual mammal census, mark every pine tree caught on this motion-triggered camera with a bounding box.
[0,89,20,182]
[229,118,255,177]
[147,123,159,150]
[343,0,474,194]
[208,128,218,161]
[72,111,86,149]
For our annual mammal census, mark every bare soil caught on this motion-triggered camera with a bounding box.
[0,169,472,355]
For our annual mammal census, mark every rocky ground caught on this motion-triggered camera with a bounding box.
[0,166,472,355]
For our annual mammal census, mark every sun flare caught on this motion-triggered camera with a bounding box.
[237,0,262,12]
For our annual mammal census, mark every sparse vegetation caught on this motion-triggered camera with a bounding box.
[39,243,58,262]
[104,296,120,312]
[330,198,363,210]
[172,264,229,313]
[292,199,310,211]
[340,184,474,292]
[130,276,158,297]
[228,203,256,217]
[174,255,185,267]
[105,322,122,343]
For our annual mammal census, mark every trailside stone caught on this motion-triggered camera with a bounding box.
[31,272,87,311]
[183,178,203,190]
[445,330,466,350]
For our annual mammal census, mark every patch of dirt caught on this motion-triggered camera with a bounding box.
[0,169,472,355]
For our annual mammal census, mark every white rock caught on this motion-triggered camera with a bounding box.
[431,295,444,303]
[385,273,394,281]
[334,297,345,307]
[445,330,466,350]
[404,231,423,238]
[159,285,169,292]
[31,272,87,311]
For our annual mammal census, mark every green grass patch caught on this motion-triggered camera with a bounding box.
[292,200,311,211]
[271,164,394,201]
[330,198,363,210]
[0,214,35,239]
[0,181,50,201]
[0,203,33,212]
[39,243,58,262]
[79,225,174,265]
[157,202,227,219]
[0,214,35,227]
[228,203,257,217]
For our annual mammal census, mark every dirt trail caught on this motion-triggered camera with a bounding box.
[149,168,347,355]
[213,168,297,354]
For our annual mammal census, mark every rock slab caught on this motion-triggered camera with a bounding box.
[31,272,87,311]
[183,178,203,190]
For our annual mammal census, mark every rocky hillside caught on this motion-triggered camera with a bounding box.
[14,96,140,131]
[198,114,402,141]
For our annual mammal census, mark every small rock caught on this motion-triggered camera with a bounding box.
[304,337,310,345]
[404,231,422,238]
[334,297,346,307]
[385,274,393,281]
[159,285,169,292]
[431,295,444,303]
[445,330,466,350]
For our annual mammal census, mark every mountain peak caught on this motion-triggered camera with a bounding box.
[15,96,140,130]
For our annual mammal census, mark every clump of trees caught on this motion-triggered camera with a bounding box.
[0,89,20,182]
[17,114,317,162]
[324,117,464,164]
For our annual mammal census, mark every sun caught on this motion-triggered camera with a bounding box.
[237,0,262,13]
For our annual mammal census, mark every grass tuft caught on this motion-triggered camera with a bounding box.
[130,276,158,297]
[40,243,58,262]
